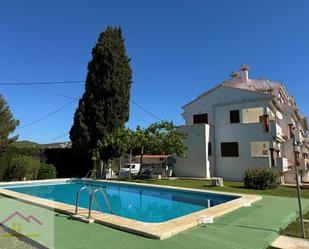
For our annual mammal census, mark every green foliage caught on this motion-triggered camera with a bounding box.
[98,121,186,160]
[145,121,187,157]
[0,153,12,180]
[8,155,41,181]
[0,95,20,152]
[37,163,57,179]
[70,26,132,156]
[99,127,133,159]
[244,168,279,190]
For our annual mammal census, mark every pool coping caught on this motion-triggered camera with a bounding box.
[0,178,262,240]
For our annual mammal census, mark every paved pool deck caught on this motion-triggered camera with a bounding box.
[1,195,309,249]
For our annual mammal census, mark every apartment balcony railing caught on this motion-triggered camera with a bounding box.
[270,122,285,141]
[275,157,289,172]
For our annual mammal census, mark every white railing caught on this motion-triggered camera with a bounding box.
[270,122,284,140]
[276,157,288,172]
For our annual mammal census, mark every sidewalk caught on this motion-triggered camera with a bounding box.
[271,235,309,249]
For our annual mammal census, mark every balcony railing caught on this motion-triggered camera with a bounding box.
[275,157,288,172]
[270,122,285,141]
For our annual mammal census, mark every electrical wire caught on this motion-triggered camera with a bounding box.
[46,132,69,142]
[0,72,163,140]
[16,99,76,130]
[130,100,162,121]
[0,81,84,85]
[0,73,80,100]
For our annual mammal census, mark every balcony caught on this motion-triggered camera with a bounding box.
[270,122,285,141]
[275,157,289,172]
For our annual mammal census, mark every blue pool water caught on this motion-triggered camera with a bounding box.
[3,180,238,223]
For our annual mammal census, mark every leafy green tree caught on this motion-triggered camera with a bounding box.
[70,26,132,157]
[136,121,186,176]
[99,127,133,158]
[97,121,186,178]
[98,127,134,177]
[37,163,57,179]
[8,155,41,181]
[146,121,187,156]
[0,95,19,152]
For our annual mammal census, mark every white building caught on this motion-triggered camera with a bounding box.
[174,65,309,182]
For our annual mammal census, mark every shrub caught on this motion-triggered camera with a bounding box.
[37,163,57,179]
[8,155,41,181]
[244,168,279,190]
[0,153,13,180]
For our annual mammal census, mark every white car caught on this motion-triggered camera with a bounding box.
[120,163,141,175]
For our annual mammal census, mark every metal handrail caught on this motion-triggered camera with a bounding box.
[88,187,113,219]
[74,169,101,215]
[85,169,98,181]
[75,185,101,215]
[75,186,88,214]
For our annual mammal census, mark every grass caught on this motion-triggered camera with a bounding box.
[279,209,309,240]
[119,178,309,199]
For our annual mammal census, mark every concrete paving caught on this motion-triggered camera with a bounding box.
[271,235,309,249]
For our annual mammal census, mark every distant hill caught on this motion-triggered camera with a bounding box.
[12,140,72,149]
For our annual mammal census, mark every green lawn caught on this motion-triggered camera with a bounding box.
[119,178,309,199]
[279,209,309,240]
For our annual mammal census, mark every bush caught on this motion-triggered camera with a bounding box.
[244,168,279,190]
[8,155,41,181]
[0,153,13,180]
[37,163,57,179]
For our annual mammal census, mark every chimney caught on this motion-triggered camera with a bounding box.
[240,64,250,83]
[230,71,240,80]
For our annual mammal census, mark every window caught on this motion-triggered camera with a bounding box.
[230,110,240,123]
[193,113,208,124]
[251,141,269,157]
[208,142,212,156]
[242,107,263,124]
[221,142,239,157]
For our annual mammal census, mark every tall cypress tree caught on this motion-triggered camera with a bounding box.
[70,26,132,158]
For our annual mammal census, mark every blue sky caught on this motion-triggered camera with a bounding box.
[0,0,308,143]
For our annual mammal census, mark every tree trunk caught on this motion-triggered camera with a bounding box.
[137,146,144,178]
[99,159,103,179]
[119,156,122,180]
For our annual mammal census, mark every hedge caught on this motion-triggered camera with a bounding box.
[244,168,279,190]
[0,146,93,180]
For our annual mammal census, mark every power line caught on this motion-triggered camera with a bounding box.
[46,132,69,142]
[0,72,163,122]
[0,73,80,100]
[16,99,76,130]
[130,100,162,121]
[0,80,84,85]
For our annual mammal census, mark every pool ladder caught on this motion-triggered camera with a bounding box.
[74,170,113,220]
[75,186,113,219]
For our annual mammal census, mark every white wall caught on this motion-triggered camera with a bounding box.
[182,86,274,181]
[174,124,210,178]
[214,100,273,181]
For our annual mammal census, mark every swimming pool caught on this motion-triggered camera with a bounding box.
[0,179,262,239]
[2,179,237,223]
